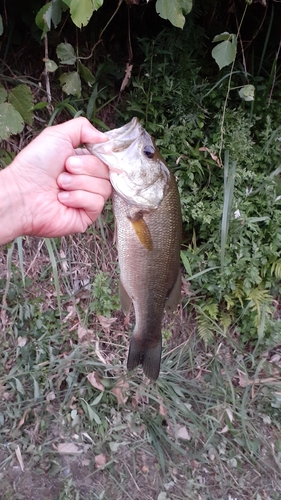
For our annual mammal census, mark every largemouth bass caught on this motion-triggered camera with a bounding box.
[86,118,182,380]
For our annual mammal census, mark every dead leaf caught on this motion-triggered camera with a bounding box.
[225,408,234,423]
[120,63,133,92]
[177,425,191,441]
[237,369,279,388]
[46,391,56,402]
[63,305,76,323]
[176,154,189,165]
[181,276,191,297]
[15,445,24,472]
[87,371,105,392]
[97,315,117,333]
[199,146,222,167]
[17,336,27,347]
[94,453,107,468]
[60,249,68,272]
[56,442,83,454]
[218,425,229,434]
[16,409,29,431]
[237,369,248,387]
[270,354,281,364]
[95,338,107,365]
[111,380,129,404]
[158,395,167,417]
[78,324,88,339]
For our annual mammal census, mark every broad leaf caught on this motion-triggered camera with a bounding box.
[35,0,63,34]
[35,3,52,35]
[156,0,192,29]
[70,0,104,28]
[212,37,237,70]
[0,103,24,140]
[56,42,76,65]
[44,58,58,72]
[0,84,7,104]
[51,0,63,27]
[212,32,231,43]
[60,72,81,97]
[239,84,255,101]
[9,84,34,125]
[78,61,95,86]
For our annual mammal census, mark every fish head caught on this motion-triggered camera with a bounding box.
[86,118,170,209]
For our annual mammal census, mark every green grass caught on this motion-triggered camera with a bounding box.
[1,236,281,500]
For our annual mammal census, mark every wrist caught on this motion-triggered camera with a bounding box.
[0,163,30,245]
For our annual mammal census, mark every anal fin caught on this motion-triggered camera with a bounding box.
[165,270,181,313]
[119,279,132,315]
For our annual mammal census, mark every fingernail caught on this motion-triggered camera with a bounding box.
[69,156,82,168]
[59,173,72,186]
[58,191,69,201]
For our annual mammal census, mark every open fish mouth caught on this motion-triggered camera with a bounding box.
[87,118,142,158]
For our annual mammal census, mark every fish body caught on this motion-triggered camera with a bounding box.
[86,118,182,380]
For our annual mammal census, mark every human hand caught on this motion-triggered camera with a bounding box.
[0,117,112,244]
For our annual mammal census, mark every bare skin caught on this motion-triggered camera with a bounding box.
[0,117,112,245]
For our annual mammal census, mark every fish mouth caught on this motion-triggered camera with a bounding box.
[104,118,142,154]
[105,117,140,141]
[85,117,142,174]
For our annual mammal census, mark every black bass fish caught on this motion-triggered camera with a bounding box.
[86,118,182,380]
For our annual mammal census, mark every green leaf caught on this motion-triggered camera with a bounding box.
[35,1,63,34]
[212,32,231,43]
[156,0,192,29]
[60,72,81,97]
[211,36,237,70]
[180,251,192,276]
[44,58,58,72]
[81,398,101,424]
[70,0,104,28]
[0,103,24,140]
[33,102,50,110]
[0,84,7,104]
[57,42,76,65]
[238,84,255,101]
[35,2,52,35]
[9,84,34,125]
[78,61,95,86]
[51,0,63,27]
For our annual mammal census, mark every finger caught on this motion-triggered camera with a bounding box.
[57,190,106,221]
[57,173,112,201]
[65,155,110,180]
[49,117,108,149]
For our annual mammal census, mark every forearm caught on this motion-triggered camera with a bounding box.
[0,165,27,245]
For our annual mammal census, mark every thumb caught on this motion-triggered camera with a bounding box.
[51,117,108,149]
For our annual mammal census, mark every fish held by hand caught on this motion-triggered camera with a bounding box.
[86,118,182,380]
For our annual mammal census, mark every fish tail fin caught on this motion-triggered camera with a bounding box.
[127,336,162,381]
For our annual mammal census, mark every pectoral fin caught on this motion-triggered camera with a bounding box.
[129,214,153,251]
[119,279,132,315]
[165,270,181,313]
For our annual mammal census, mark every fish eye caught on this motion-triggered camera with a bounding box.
[143,145,155,159]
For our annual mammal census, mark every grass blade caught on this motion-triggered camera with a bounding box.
[16,236,25,287]
[221,150,237,274]
[44,237,61,314]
